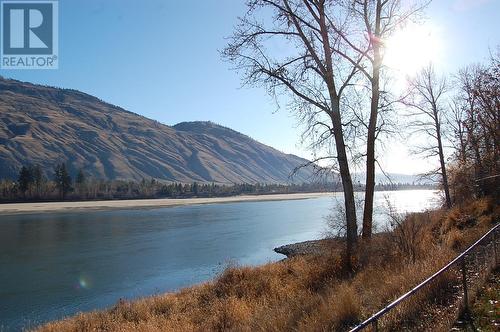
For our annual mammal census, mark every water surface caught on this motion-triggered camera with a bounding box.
[0,190,439,330]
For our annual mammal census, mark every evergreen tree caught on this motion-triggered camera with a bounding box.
[17,166,33,198]
[75,168,86,197]
[76,169,85,186]
[32,164,44,197]
[54,163,72,199]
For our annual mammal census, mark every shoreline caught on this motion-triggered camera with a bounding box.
[0,192,332,215]
[274,239,332,257]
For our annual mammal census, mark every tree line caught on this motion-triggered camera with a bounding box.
[14,163,72,200]
[0,162,432,203]
[446,54,500,202]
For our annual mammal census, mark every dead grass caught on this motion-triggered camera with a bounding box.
[455,267,500,331]
[34,198,498,332]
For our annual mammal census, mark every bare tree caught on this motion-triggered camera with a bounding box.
[322,0,428,239]
[405,65,452,208]
[448,99,468,164]
[451,53,500,199]
[456,66,482,167]
[471,55,500,194]
[223,0,368,262]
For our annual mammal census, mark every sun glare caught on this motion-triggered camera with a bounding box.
[383,23,443,76]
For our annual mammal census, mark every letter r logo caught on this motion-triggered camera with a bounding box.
[2,1,54,54]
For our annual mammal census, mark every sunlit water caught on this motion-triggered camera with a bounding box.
[0,190,439,330]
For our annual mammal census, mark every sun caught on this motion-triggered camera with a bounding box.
[383,23,443,76]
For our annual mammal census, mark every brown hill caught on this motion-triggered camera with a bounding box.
[0,77,313,183]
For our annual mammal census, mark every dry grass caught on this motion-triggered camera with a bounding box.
[35,198,498,332]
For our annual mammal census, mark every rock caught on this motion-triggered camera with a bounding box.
[274,239,333,257]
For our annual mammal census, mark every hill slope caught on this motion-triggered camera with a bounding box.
[0,77,313,184]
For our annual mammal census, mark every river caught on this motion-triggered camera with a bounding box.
[0,190,439,330]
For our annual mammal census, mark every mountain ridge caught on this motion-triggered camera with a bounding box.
[0,77,314,184]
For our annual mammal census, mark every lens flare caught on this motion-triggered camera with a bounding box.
[77,276,91,290]
[384,23,443,76]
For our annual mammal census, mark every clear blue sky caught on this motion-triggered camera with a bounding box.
[1,0,499,174]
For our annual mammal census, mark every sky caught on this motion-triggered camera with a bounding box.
[1,0,499,175]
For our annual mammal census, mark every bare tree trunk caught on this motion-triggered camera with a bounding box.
[407,65,453,208]
[362,0,382,239]
[459,131,467,164]
[331,101,358,262]
[435,120,452,208]
[362,81,379,239]
[317,2,358,261]
[224,0,374,265]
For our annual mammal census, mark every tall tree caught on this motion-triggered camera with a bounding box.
[75,168,86,197]
[31,164,44,198]
[452,53,500,199]
[17,166,33,199]
[337,0,428,239]
[405,65,452,208]
[54,163,72,200]
[224,0,366,262]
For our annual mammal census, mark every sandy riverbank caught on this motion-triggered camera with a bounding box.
[0,192,332,215]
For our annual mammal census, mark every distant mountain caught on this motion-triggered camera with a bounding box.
[0,77,314,184]
[352,172,436,185]
[377,173,436,185]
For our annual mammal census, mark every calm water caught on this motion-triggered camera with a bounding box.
[0,190,439,330]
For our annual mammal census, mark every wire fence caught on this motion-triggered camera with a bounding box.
[349,222,499,332]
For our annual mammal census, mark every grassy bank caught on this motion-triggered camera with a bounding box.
[35,198,499,332]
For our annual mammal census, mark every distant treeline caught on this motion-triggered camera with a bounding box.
[0,163,435,203]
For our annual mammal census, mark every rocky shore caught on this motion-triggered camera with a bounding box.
[274,232,395,258]
[274,239,337,257]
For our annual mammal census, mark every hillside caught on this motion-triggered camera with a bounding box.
[0,77,313,184]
